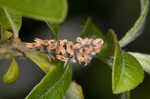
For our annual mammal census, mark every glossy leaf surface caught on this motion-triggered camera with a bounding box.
[26,62,72,99]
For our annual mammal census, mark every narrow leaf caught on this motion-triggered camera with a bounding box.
[129,52,150,74]
[81,18,104,39]
[3,57,19,84]
[119,0,149,47]
[46,22,59,40]
[27,52,56,73]
[26,62,72,99]
[0,8,22,37]
[64,82,84,99]
[0,0,68,23]
[112,30,144,94]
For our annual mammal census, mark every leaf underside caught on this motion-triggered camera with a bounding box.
[0,0,68,23]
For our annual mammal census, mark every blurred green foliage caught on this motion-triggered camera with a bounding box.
[0,0,150,99]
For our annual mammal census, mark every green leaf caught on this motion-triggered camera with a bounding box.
[0,8,22,37]
[80,18,114,58]
[112,31,144,94]
[0,0,68,23]
[94,29,116,67]
[80,18,113,67]
[3,57,19,84]
[80,17,144,94]
[0,28,13,41]
[26,62,72,99]
[27,52,56,73]
[81,18,104,39]
[4,31,13,39]
[97,29,115,58]
[119,0,149,47]
[64,82,84,99]
[46,22,59,40]
[129,52,150,74]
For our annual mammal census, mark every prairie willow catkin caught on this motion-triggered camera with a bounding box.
[25,37,104,66]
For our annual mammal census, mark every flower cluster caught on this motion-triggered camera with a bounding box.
[25,37,104,66]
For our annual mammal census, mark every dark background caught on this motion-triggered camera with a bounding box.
[0,0,150,99]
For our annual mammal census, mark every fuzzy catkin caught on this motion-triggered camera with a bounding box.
[25,37,104,66]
